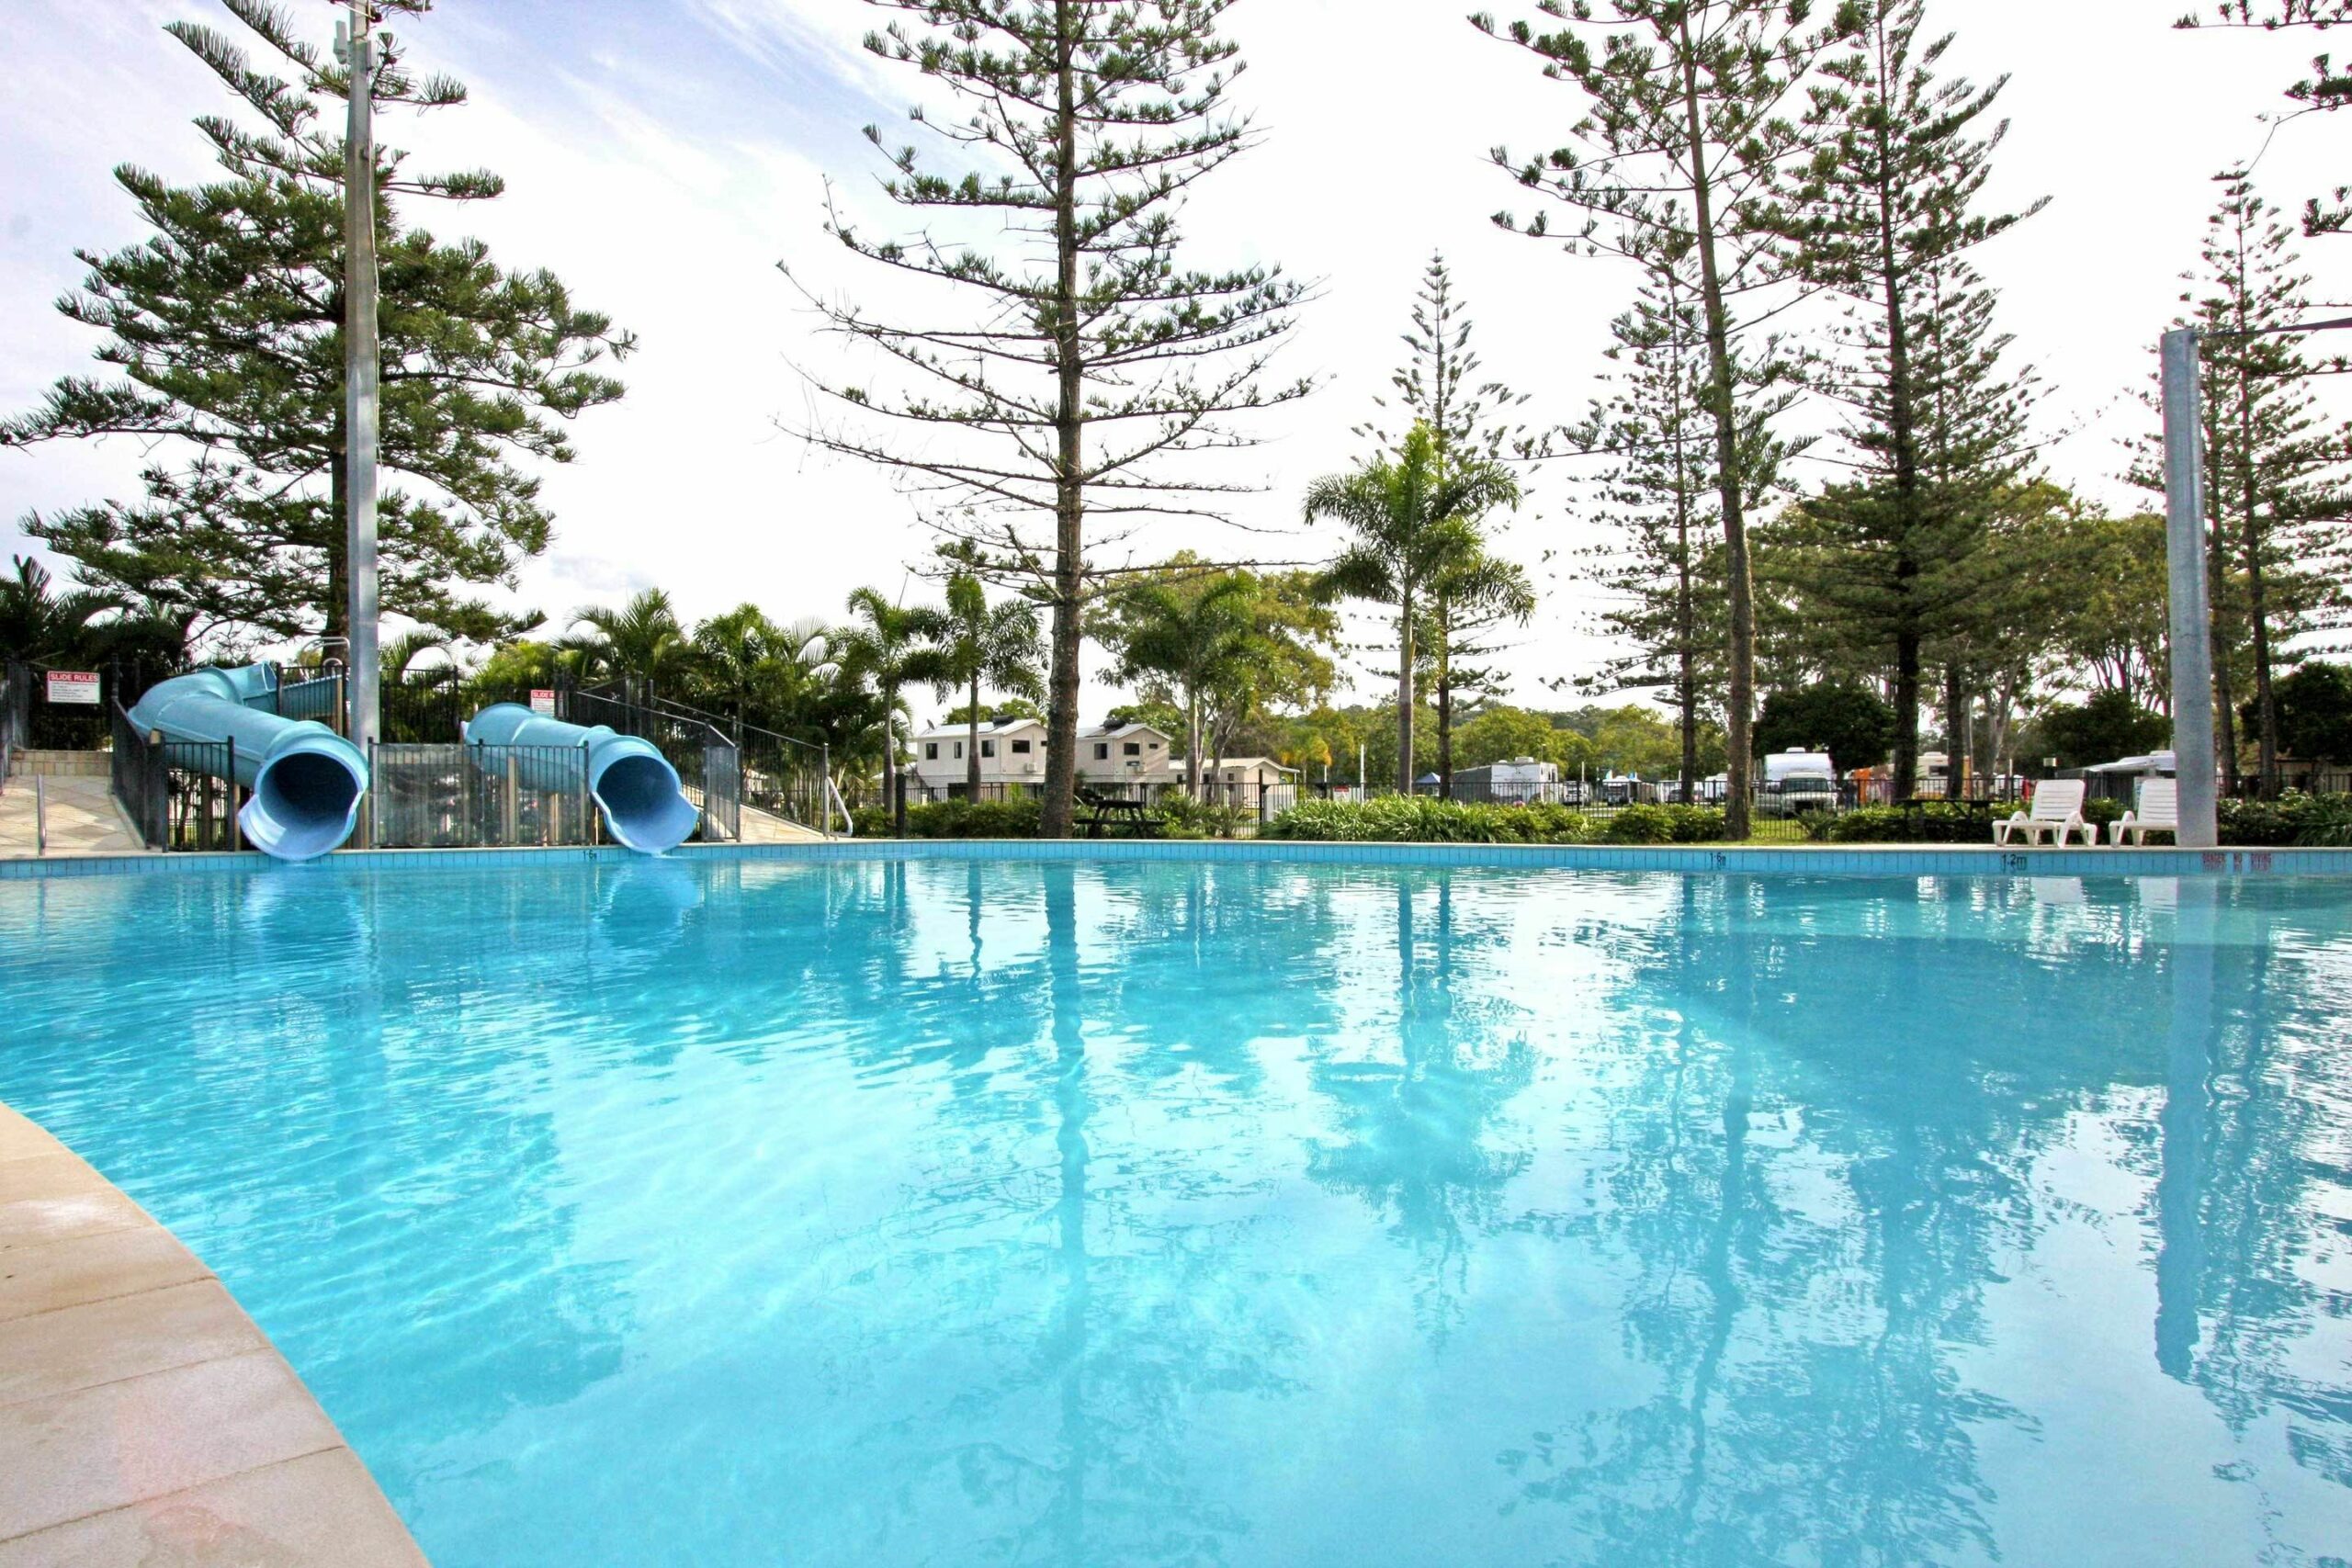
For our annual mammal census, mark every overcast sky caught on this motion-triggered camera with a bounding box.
[1,0,2342,728]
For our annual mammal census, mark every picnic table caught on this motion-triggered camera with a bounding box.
[1075,786,1160,839]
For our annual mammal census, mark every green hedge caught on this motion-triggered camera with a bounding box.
[1808,792,2352,846]
[1807,798,2127,844]
[1261,796,1593,843]
[1602,804,1731,844]
[1261,796,1728,845]
[2217,792,2352,846]
[850,798,1043,839]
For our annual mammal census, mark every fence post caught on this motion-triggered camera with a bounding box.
[579,741,594,846]
[504,751,519,845]
[227,739,241,852]
[820,741,832,836]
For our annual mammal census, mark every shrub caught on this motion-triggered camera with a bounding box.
[1804,803,1990,843]
[1602,804,1728,844]
[1262,795,1598,844]
[853,797,1043,839]
[1151,794,1252,840]
[1804,797,2125,844]
[2218,791,2352,847]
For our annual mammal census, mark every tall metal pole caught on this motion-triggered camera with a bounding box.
[2160,327,2218,850]
[342,3,380,751]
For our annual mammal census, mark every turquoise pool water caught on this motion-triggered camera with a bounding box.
[3,856,2348,1566]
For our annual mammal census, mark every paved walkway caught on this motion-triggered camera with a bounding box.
[0,774,147,859]
[0,1103,426,1565]
[738,801,827,844]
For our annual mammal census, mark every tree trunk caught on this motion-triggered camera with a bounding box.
[967,669,982,796]
[324,440,348,644]
[1038,0,1085,840]
[888,693,908,834]
[2239,407,2281,797]
[1185,688,1203,795]
[2209,512,2241,798]
[1871,18,1926,806]
[1677,31,1753,839]
[1396,589,1417,795]
[1942,665,1968,801]
[1434,599,1454,800]
[1892,624,1921,801]
[1677,487,1698,802]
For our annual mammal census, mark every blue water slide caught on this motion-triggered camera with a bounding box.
[463,703,698,854]
[126,664,370,862]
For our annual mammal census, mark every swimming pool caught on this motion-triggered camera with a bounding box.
[3,853,2348,1565]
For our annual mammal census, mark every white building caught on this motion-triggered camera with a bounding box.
[906,717,1295,803]
[909,717,1050,795]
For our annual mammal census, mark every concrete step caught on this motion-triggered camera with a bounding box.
[6,749,111,779]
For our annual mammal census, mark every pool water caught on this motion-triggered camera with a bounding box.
[4,856,2349,1566]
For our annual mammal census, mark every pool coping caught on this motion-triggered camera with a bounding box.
[0,1102,428,1566]
[3,838,2350,879]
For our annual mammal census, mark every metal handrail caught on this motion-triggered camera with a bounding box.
[579,682,826,757]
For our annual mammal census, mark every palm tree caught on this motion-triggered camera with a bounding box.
[836,586,938,824]
[0,556,119,665]
[766,616,841,739]
[566,589,688,705]
[1304,424,1521,793]
[1423,549,1536,798]
[912,552,1043,797]
[380,630,451,683]
[1102,570,1262,795]
[689,604,788,738]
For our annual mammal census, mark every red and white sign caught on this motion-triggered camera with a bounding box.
[528,688,557,717]
[44,671,99,705]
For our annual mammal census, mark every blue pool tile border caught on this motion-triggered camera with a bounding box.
[6,840,2352,881]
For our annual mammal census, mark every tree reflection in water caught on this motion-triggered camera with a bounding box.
[4,860,2347,1568]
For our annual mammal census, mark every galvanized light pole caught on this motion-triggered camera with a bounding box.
[2159,328,2218,849]
[2159,312,2352,848]
[339,2,381,750]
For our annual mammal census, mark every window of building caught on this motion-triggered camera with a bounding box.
[954,741,965,759]
[1093,743,1110,761]
[981,739,995,758]
[1124,741,1141,757]
[924,742,938,761]
[1012,739,1032,754]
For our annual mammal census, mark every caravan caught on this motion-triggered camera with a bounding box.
[1758,749,1838,818]
[1450,756,1568,806]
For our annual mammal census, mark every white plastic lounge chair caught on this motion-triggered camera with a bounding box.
[1995,779,2093,847]
[2109,777,2178,846]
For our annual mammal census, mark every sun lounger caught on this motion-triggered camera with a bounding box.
[1995,778,2094,847]
[2109,777,2178,846]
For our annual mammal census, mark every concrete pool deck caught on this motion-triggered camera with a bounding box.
[0,1103,425,1567]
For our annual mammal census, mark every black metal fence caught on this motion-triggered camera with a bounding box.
[561,688,742,842]
[1,662,24,781]
[14,659,164,750]
[378,667,468,743]
[270,665,346,728]
[110,700,240,852]
[367,742,594,849]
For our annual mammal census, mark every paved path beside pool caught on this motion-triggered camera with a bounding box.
[0,774,148,860]
[0,1102,425,1566]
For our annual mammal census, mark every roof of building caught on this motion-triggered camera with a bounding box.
[911,716,1046,742]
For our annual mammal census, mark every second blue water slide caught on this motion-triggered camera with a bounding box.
[126,664,369,862]
[463,703,699,854]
